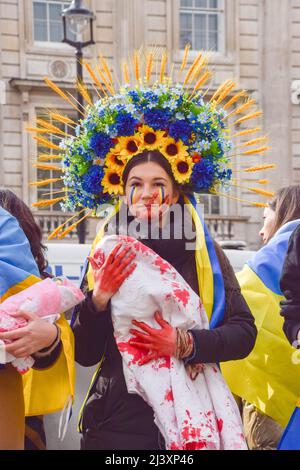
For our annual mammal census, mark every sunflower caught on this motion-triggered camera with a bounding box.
[114,135,142,159]
[102,168,124,195]
[159,137,189,163]
[105,152,127,172]
[138,125,167,150]
[171,156,194,184]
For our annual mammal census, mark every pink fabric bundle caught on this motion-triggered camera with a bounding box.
[0,277,84,373]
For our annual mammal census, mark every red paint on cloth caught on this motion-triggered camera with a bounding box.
[217,419,223,433]
[165,388,174,402]
[173,288,190,307]
[158,356,170,369]
[117,341,147,366]
[155,257,171,275]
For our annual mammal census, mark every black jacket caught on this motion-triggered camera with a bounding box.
[280,224,300,345]
[73,239,256,450]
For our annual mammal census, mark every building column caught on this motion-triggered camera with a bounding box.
[260,0,292,188]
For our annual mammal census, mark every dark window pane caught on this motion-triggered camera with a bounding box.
[211,196,220,215]
[209,0,218,8]
[34,20,48,41]
[180,12,192,30]
[209,14,218,30]
[181,0,193,7]
[195,0,208,8]
[208,31,218,50]
[180,31,193,49]
[49,21,62,42]
[33,2,47,20]
[49,3,62,21]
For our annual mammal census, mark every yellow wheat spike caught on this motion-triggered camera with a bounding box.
[223,90,247,110]
[238,136,269,148]
[233,110,263,126]
[212,190,268,208]
[84,62,106,97]
[96,65,115,94]
[33,136,61,151]
[190,55,209,83]
[57,209,93,239]
[179,43,191,75]
[145,52,154,83]
[231,127,261,138]
[257,179,269,184]
[225,99,256,119]
[133,50,140,82]
[99,54,114,86]
[77,81,93,106]
[48,113,76,127]
[241,146,270,156]
[38,154,62,161]
[215,83,236,105]
[183,52,203,86]
[160,53,167,83]
[249,187,275,197]
[192,71,213,94]
[48,208,86,240]
[33,163,62,171]
[29,178,61,187]
[210,79,233,102]
[32,196,66,208]
[36,119,68,135]
[26,127,51,134]
[44,78,82,114]
[122,60,130,85]
[243,164,276,173]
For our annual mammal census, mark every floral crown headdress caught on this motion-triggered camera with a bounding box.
[28,47,276,239]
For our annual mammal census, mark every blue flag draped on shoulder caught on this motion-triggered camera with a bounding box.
[0,207,75,416]
[0,207,40,300]
[221,219,300,447]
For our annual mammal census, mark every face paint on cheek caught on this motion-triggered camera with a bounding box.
[158,187,165,206]
[130,186,138,206]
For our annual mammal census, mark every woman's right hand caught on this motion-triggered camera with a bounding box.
[88,242,137,312]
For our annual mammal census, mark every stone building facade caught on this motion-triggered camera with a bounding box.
[0,0,299,247]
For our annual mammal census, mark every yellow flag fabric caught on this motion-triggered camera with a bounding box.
[221,220,300,428]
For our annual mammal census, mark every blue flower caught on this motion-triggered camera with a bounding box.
[89,132,113,158]
[144,108,171,130]
[82,165,105,194]
[115,112,138,136]
[169,120,192,144]
[191,159,216,192]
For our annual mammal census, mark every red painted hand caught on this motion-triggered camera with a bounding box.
[88,242,137,312]
[129,311,177,365]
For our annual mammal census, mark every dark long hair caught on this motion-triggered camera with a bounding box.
[0,189,48,274]
[267,185,300,240]
[122,150,179,190]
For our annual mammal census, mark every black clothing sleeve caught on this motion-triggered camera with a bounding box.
[73,289,112,367]
[280,225,300,345]
[32,342,62,370]
[185,244,257,364]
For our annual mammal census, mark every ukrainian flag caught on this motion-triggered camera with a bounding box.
[0,207,75,416]
[0,207,40,300]
[221,219,300,446]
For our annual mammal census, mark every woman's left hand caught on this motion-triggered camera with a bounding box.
[129,311,177,365]
[0,311,58,358]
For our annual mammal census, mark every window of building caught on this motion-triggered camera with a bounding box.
[179,0,224,52]
[196,194,220,215]
[33,0,75,43]
[35,110,75,212]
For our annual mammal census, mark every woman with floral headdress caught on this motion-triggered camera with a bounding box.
[29,49,275,449]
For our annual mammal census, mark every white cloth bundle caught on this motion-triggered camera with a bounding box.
[94,235,246,450]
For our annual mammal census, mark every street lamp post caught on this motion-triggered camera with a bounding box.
[61,0,95,244]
